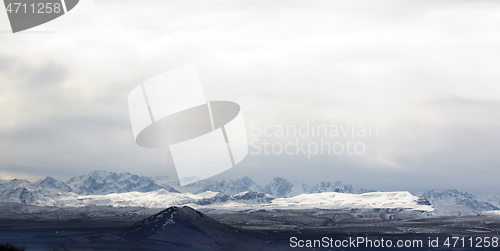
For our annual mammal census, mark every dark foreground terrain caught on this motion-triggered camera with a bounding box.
[1,204,500,250]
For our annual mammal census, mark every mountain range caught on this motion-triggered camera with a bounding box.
[0,170,499,215]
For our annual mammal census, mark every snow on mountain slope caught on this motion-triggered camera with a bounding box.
[0,171,362,201]
[0,186,427,213]
[477,194,500,209]
[261,178,359,198]
[422,189,499,212]
[0,184,56,207]
[54,190,271,209]
[57,190,221,208]
[152,175,177,186]
[1,170,499,216]
[266,191,433,212]
[309,181,358,194]
[0,179,9,185]
[35,177,72,192]
[262,177,309,197]
[50,190,433,213]
[178,176,260,196]
[482,210,500,216]
[0,179,31,191]
[66,170,179,195]
[231,191,274,204]
[432,205,481,216]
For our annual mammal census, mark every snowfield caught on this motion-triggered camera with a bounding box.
[2,171,499,216]
[53,190,434,213]
[58,190,222,208]
[269,191,433,211]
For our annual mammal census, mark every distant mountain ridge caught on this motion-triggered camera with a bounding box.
[66,170,179,195]
[0,170,363,207]
[420,189,500,215]
[0,170,371,198]
[181,176,361,197]
[0,170,499,216]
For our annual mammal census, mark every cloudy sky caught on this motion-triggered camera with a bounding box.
[1,0,500,194]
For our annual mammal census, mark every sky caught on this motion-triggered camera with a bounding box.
[1,0,500,194]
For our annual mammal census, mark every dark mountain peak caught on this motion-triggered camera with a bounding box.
[124,206,184,238]
[125,206,211,238]
[123,206,257,250]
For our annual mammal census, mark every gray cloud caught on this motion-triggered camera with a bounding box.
[1,1,500,194]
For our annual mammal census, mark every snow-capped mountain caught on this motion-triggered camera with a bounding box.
[309,181,358,194]
[269,191,433,212]
[178,176,260,195]
[0,179,31,191]
[0,183,55,206]
[17,188,431,214]
[420,189,499,215]
[66,170,179,195]
[477,193,500,209]
[262,177,309,197]
[1,170,500,216]
[179,176,358,198]
[0,171,359,202]
[422,189,499,211]
[35,176,72,192]
[57,190,223,208]
[260,178,360,198]
[231,191,274,204]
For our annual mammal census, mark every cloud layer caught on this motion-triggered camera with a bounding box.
[1,0,500,193]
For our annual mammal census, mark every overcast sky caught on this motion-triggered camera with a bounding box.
[1,0,500,194]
